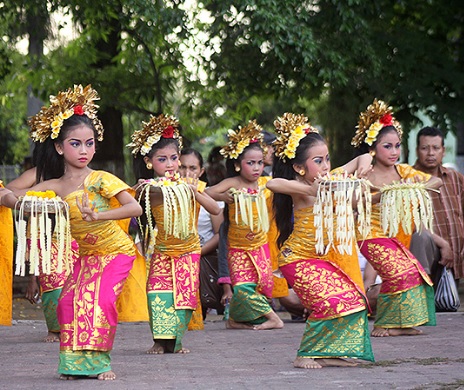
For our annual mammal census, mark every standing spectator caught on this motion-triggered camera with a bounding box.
[413,126,464,283]
[261,130,276,176]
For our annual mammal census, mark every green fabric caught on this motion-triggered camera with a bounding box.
[42,289,61,333]
[148,292,192,352]
[229,283,272,325]
[58,350,111,376]
[375,283,436,328]
[297,310,374,362]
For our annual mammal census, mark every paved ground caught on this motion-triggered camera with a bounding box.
[1,299,464,390]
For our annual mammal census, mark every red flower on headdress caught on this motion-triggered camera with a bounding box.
[250,138,259,144]
[162,126,175,138]
[303,127,311,134]
[74,105,84,115]
[379,114,393,127]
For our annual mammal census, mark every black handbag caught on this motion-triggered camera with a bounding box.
[199,254,224,314]
[435,267,460,312]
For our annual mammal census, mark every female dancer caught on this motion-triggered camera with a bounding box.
[7,156,79,342]
[206,120,284,330]
[128,115,220,353]
[3,85,142,380]
[267,112,374,369]
[351,99,440,337]
[180,148,225,319]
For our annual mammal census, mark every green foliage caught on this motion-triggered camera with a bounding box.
[1,0,463,169]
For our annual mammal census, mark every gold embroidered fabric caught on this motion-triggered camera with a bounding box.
[0,184,13,326]
[64,171,135,256]
[228,177,271,249]
[279,207,364,289]
[362,164,430,242]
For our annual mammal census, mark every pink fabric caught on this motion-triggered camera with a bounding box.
[228,243,273,298]
[58,253,135,351]
[280,259,366,320]
[358,237,432,295]
[147,251,200,309]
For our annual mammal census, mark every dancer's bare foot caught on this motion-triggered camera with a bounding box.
[293,357,322,369]
[318,358,358,367]
[226,318,254,329]
[43,331,60,343]
[371,327,423,337]
[371,327,390,337]
[146,341,165,354]
[175,348,190,354]
[253,312,284,330]
[98,370,116,381]
[387,327,423,336]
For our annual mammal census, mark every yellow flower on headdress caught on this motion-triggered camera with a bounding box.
[274,113,318,161]
[220,120,265,160]
[351,99,402,148]
[365,121,384,146]
[29,85,104,143]
[127,114,182,156]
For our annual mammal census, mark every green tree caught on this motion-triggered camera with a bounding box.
[197,0,464,165]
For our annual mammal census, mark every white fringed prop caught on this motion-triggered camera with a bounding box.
[15,191,72,276]
[230,187,269,233]
[138,174,196,242]
[380,180,435,237]
[314,174,372,255]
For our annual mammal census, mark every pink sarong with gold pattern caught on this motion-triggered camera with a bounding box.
[58,171,136,374]
[278,208,367,319]
[227,178,274,298]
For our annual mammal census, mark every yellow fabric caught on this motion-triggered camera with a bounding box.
[114,192,149,322]
[64,171,136,256]
[116,248,149,322]
[0,183,13,326]
[267,198,288,298]
[228,176,271,250]
[187,181,207,329]
[279,207,363,290]
[151,187,201,257]
[364,164,431,248]
[188,289,204,330]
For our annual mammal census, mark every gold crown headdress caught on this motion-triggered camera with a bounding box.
[273,113,318,161]
[220,120,265,159]
[351,99,402,148]
[29,84,104,143]
[128,114,183,156]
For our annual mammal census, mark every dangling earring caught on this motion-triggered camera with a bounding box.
[146,162,153,170]
[235,166,240,172]
[299,169,305,176]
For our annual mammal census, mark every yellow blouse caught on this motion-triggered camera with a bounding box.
[64,170,136,256]
[364,164,430,246]
[228,176,270,250]
[151,181,203,258]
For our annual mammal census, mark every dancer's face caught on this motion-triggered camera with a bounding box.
[374,131,401,167]
[301,142,330,181]
[147,144,179,177]
[237,148,264,183]
[56,124,95,167]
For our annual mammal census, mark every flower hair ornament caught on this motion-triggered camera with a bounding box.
[273,113,318,161]
[220,120,265,159]
[351,99,402,148]
[29,84,104,143]
[127,114,182,156]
